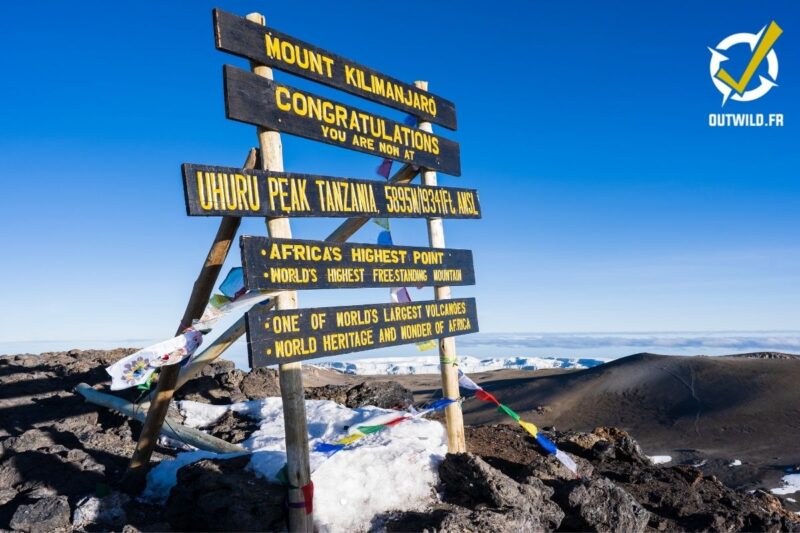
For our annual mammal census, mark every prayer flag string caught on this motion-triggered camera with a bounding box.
[457,369,578,475]
[313,398,457,457]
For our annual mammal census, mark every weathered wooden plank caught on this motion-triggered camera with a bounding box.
[223,65,462,176]
[240,236,475,291]
[246,298,479,367]
[214,8,457,130]
[182,163,480,219]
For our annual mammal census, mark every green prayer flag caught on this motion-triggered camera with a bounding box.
[356,424,388,435]
[373,218,390,230]
[498,404,521,421]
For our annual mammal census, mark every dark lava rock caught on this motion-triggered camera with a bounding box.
[604,463,800,532]
[439,506,553,532]
[200,359,237,376]
[344,381,413,409]
[561,477,650,533]
[304,384,349,404]
[208,410,260,444]
[71,491,130,530]
[177,360,250,404]
[10,495,71,533]
[439,453,564,531]
[382,452,566,533]
[175,359,282,404]
[240,367,281,400]
[436,508,552,533]
[590,426,648,464]
[0,349,173,531]
[461,424,800,533]
[167,455,286,532]
[0,429,58,456]
[307,380,414,410]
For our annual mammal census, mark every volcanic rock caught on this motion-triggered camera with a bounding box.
[71,491,129,530]
[438,453,564,531]
[306,380,414,410]
[10,495,71,533]
[207,410,260,444]
[561,477,650,532]
[166,455,286,531]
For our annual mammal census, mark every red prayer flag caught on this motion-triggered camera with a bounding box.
[475,389,501,406]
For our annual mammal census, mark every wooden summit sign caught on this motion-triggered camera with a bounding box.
[214,8,457,130]
[240,236,475,290]
[128,10,476,529]
[246,298,479,367]
[182,163,481,218]
[224,65,462,176]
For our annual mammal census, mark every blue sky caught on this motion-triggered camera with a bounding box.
[0,1,798,355]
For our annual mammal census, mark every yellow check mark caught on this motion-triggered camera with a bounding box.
[716,21,783,95]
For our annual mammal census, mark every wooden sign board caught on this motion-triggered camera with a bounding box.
[241,236,475,291]
[224,65,462,176]
[214,8,457,130]
[246,298,479,366]
[182,163,481,218]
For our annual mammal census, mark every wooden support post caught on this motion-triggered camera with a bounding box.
[246,13,312,532]
[415,80,467,453]
[121,148,258,493]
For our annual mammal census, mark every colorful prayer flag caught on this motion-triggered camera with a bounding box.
[195,290,272,330]
[390,287,411,304]
[373,217,390,230]
[106,329,203,390]
[457,370,482,391]
[377,230,393,246]
[416,339,437,352]
[219,267,245,299]
[376,158,393,179]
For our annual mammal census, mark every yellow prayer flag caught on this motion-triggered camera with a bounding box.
[518,419,539,438]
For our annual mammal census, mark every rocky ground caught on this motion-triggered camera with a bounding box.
[1,349,799,532]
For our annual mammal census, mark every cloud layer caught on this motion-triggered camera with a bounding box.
[458,332,800,353]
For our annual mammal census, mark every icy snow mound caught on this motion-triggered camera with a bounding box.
[772,473,800,496]
[144,398,447,532]
[314,355,605,375]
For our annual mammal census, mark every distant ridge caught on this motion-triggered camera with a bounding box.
[312,355,606,375]
[724,351,800,359]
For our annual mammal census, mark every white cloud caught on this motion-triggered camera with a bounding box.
[458,331,800,353]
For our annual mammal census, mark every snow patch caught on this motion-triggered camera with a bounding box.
[648,455,672,465]
[772,473,800,496]
[729,459,742,467]
[313,355,605,375]
[145,398,447,532]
